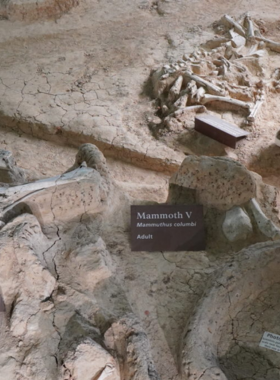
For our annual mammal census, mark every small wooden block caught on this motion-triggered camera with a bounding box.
[195,114,249,148]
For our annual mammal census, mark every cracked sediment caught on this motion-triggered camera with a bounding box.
[1,1,280,379]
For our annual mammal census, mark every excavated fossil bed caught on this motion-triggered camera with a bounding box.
[0,1,280,380]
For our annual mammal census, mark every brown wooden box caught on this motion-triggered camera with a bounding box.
[195,114,249,148]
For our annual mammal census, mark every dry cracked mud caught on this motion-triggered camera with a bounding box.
[1,1,280,380]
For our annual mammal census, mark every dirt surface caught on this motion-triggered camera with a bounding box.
[1,1,280,379]
[1,1,280,181]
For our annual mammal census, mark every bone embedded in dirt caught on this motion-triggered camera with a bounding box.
[222,206,253,242]
[1,5,280,380]
[221,14,246,37]
[169,155,256,210]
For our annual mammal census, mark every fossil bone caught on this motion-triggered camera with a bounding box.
[173,91,189,109]
[221,14,246,37]
[173,105,206,116]
[168,75,183,102]
[255,36,280,53]
[164,105,206,126]
[195,87,206,102]
[229,29,246,48]
[247,95,265,123]
[244,15,255,39]
[203,36,229,49]
[200,94,251,110]
[184,71,226,96]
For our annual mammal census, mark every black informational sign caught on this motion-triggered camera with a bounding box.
[131,205,205,251]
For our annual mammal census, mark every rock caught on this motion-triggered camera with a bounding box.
[104,313,160,380]
[0,143,162,380]
[0,213,59,380]
[59,338,119,380]
[168,155,280,252]
[182,240,280,380]
[170,156,256,211]
[222,206,253,242]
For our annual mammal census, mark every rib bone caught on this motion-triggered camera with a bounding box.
[200,94,251,110]
[255,36,280,53]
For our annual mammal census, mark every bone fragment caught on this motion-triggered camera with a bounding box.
[202,36,229,49]
[168,75,183,102]
[248,198,280,240]
[231,33,246,48]
[195,87,206,102]
[164,106,206,126]
[237,12,250,25]
[224,42,234,59]
[216,57,230,76]
[272,68,280,80]
[185,80,197,101]
[200,94,251,109]
[247,96,264,122]
[173,92,189,109]
[255,36,280,53]
[244,15,255,39]
[221,14,246,37]
[184,71,226,96]
[174,105,206,116]
[246,46,266,57]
